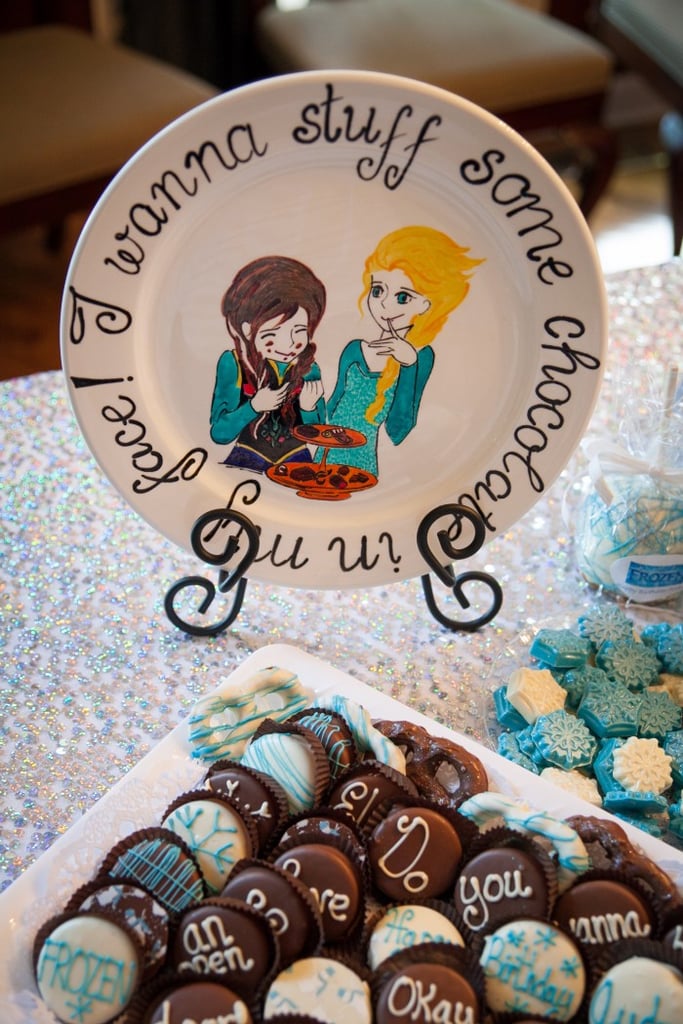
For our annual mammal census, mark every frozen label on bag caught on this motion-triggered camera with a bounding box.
[611,555,683,603]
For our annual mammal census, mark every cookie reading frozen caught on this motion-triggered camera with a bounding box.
[34,911,143,1024]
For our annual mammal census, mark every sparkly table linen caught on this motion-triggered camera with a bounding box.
[1,259,681,893]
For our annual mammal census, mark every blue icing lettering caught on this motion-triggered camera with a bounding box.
[482,923,583,1018]
[37,933,137,1023]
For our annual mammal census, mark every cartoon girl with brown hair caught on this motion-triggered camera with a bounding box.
[322,225,483,477]
[210,255,326,473]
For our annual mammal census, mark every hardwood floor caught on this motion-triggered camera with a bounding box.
[0,154,674,383]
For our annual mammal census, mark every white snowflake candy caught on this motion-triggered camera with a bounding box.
[540,768,603,806]
[506,667,567,724]
[655,673,683,707]
[612,736,673,794]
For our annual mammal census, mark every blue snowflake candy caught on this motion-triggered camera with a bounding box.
[577,603,635,649]
[663,729,683,788]
[640,621,671,648]
[531,709,598,770]
[515,725,549,767]
[637,690,682,740]
[493,685,528,731]
[602,789,670,815]
[596,640,662,690]
[530,629,591,669]
[577,677,641,738]
[561,665,611,711]
[593,737,627,796]
[656,623,683,675]
[497,731,540,774]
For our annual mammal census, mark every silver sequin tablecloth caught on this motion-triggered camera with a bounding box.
[1,259,681,893]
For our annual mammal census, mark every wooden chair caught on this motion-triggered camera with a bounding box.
[0,23,218,246]
[255,0,618,217]
[596,0,683,254]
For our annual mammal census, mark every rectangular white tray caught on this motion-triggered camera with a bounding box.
[2,644,682,1023]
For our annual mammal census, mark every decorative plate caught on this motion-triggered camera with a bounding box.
[60,70,607,589]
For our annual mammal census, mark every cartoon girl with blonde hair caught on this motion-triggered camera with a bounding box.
[323,225,483,476]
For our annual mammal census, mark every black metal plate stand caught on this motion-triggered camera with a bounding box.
[164,502,502,637]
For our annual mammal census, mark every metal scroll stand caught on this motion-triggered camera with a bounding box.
[164,502,502,638]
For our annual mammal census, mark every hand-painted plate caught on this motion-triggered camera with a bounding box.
[60,70,607,589]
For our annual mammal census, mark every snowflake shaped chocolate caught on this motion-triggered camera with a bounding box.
[577,604,635,649]
[612,736,673,794]
[540,768,602,806]
[637,689,682,740]
[577,678,641,738]
[507,667,567,723]
[531,709,597,770]
[656,623,683,675]
[596,640,662,690]
[663,729,683,787]
[530,629,591,669]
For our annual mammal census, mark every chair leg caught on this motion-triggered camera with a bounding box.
[660,111,683,256]
[45,222,66,252]
[571,123,619,219]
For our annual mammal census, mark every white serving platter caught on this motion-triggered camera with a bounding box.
[2,644,681,1022]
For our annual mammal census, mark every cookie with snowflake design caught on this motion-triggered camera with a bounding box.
[596,640,662,690]
[530,628,591,669]
[507,667,567,724]
[161,790,258,894]
[577,602,635,649]
[637,689,682,740]
[612,736,673,794]
[656,623,683,675]
[531,709,597,770]
[577,677,641,738]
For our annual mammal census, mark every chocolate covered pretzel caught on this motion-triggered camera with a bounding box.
[374,719,488,808]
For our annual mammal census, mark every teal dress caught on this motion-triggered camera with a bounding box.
[210,350,325,472]
[323,340,435,475]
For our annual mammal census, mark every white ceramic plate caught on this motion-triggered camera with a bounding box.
[2,644,682,1022]
[60,70,607,589]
